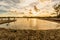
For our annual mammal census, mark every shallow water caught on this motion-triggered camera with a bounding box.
[0,18,60,30]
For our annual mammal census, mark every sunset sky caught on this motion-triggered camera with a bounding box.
[0,0,60,17]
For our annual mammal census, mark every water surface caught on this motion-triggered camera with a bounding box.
[0,18,60,30]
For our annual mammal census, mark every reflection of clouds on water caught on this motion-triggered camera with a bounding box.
[0,18,60,30]
[56,23,60,28]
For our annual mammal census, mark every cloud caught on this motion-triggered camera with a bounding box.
[0,0,60,15]
[0,0,21,13]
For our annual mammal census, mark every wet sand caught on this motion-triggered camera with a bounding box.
[0,28,60,40]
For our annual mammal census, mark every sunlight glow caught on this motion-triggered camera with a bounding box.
[0,0,58,17]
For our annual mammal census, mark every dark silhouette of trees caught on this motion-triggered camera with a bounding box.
[53,4,60,18]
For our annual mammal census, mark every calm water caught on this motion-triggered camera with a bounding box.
[0,18,60,30]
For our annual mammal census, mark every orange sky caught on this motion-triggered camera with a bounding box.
[0,0,59,17]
